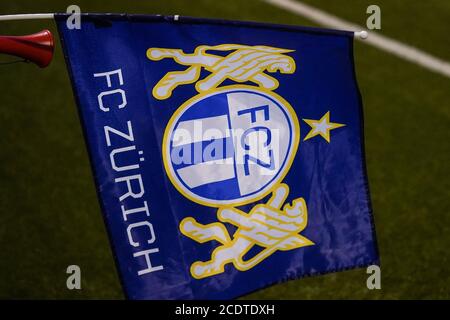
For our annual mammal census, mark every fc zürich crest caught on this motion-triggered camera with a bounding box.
[147,44,317,279]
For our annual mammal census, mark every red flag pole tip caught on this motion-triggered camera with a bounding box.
[0,30,54,67]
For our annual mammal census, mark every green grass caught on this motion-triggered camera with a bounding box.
[0,0,449,299]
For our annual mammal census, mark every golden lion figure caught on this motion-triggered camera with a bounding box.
[180,184,313,279]
[147,44,296,100]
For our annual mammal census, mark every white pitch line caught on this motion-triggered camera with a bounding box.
[264,0,450,78]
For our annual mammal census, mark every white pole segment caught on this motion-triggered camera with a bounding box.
[0,13,368,39]
[354,31,368,39]
[0,13,55,21]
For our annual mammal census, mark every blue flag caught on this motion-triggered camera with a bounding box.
[56,14,379,299]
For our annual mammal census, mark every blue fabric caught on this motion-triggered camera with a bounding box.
[56,14,379,300]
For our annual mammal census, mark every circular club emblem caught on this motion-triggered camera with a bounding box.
[163,85,300,207]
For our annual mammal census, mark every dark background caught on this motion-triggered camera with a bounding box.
[0,0,448,299]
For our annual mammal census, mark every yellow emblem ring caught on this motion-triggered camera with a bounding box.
[162,85,300,207]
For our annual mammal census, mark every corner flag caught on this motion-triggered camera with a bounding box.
[56,14,379,299]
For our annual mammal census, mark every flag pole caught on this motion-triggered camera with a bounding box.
[0,13,368,39]
[354,31,368,39]
[0,13,55,21]
[0,15,55,67]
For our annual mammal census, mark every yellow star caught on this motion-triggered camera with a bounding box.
[303,111,345,143]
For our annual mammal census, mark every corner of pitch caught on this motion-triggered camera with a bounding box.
[93,68,163,277]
